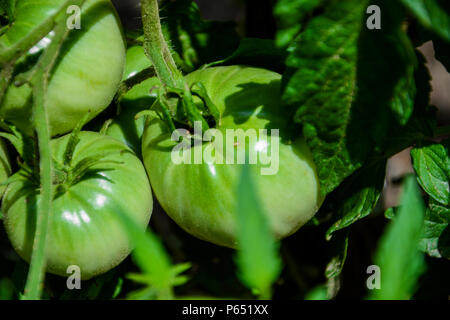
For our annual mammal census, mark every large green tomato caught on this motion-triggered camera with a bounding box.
[142,65,323,248]
[0,0,126,136]
[2,132,152,279]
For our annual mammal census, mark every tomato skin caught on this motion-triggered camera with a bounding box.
[0,0,126,136]
[141,66,323,248]
[105,45,159,155]
[2,132,152,279]
[122,45,152,80]
[106,76,160,154]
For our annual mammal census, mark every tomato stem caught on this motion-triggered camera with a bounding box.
[139,0,210,131]
[140,0,183,89]
[22,0,86,300]
[115,66,156,103]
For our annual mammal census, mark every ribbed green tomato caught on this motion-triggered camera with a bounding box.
[0,0,126,136]
[2,132,152,279]
[141,65,323,248]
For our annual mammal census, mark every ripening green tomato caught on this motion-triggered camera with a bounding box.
[2,132,153,279]
[0,0,126,136]
[142,65,323,248]
[0,139,11,198]
[105,45,160,154]
[123,45,152,80]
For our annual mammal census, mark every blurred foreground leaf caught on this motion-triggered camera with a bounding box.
[116,211,190,300]
[235,165,282,299]
[369,176,426,300]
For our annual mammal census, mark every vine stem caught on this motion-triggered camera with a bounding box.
[140,0,183,89]
[139,0,210,131]
[22,0,86,300]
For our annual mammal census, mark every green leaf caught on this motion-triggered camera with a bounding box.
[235,165,282,299]
[274,0,323,48]
[326,161,387,239]
[369,176,426,300]
[400,0,450,42]
[353,0,418,145]
[325,230,349,279]
[282,0,370,196]
[385,200,449,259]
[418,199,449,259]
[204,38,288,73]
[282,0,418,197]
[382,52,436,157]
[411,140,449,206]
[324,230,349,299]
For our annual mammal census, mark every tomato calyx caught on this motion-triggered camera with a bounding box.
[51,114,125,195]
[52,151,124,196]
[0,113,125,195]
[136,80,220,138]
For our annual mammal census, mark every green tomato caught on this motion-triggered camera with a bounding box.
[123,45,152,80]
[2,131,152,279]
[141,65,323,248]
[0,139,12,198]
[105,45,160,155]
[0,0,126,136]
